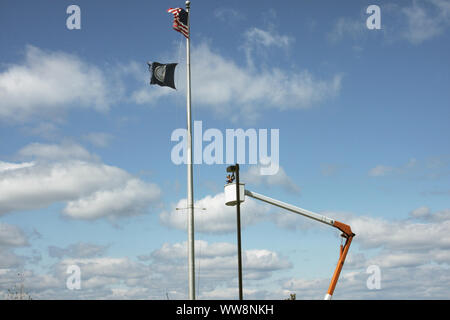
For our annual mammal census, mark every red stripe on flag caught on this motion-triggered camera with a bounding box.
[167,7,189,38]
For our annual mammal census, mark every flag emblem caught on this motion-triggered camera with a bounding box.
[148,62,177,90]
[154,65,166,83]
[167,8,189,38]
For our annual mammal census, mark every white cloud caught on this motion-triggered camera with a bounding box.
[18,142,96,161]
[148,240,291,294]
[24,122,60,139]
[244,27,293,48]
[272,207,450,299]
[409,206,431,219]
[214,8,245,23]
[1,40,341,124]
[159,192,269,234]
[0,224,28,271]
[328,1,450,46]
[0,251,25,270]
[151,240,235,261]
[48,242,109,259]
[0,142,161,219]
[242,165,301,194]
[82,132,114,148]
[402,4,441,44]
[0,46,114,122]
[0,160,126,214]
[320,163,342,177]
[14,239,290,299]
[151,240,291,278]
[368,158,412,177]
[409,206,450,222]
[131,84,174,105]
[431,209,450,222]
[328,17,366,43]
[20,256,149,295]
[133,42,342,121]
[1,246,154,299]
[0,161,34,172]
[6,207,450,299]
[368,165,394,177]
[0,223,28,247]
[283,262,450,299]
[342,212,450,251]
[244,249,291,279]
[277,207,450,257]
[63,178,161,220]
[401,0,450,44]
[57,257,148,280]
[368,156,448,179]
[191,43,341,115]
[241,27,294,69]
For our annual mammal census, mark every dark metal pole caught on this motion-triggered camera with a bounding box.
[235,163,243,300]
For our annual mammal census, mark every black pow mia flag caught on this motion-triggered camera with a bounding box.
[148,62,177,90]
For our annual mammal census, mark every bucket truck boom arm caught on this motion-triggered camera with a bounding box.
[244,189,355,300]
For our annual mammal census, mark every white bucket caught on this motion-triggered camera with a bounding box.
[224,183,245,206]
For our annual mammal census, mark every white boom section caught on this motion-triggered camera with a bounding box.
[244,189,335,227]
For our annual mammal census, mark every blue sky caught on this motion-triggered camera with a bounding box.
[0,0,449,299]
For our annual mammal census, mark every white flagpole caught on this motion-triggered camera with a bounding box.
[185,0,195,300]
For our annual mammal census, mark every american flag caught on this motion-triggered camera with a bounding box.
[167,8,189,38]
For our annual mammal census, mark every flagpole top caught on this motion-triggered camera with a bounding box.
[186,1,190,9]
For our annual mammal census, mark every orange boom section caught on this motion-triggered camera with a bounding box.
[324,221,355,300]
